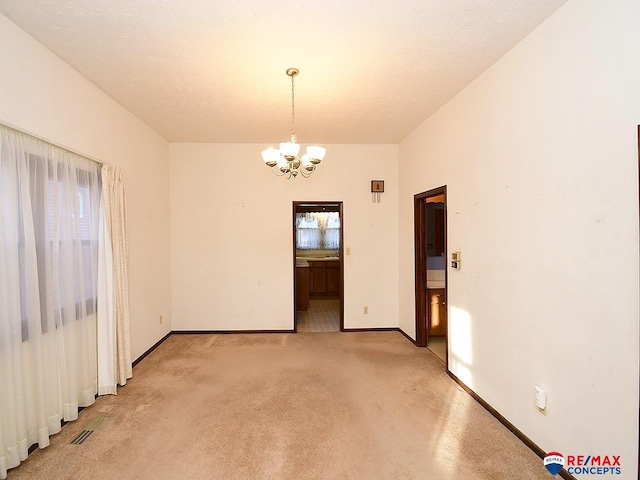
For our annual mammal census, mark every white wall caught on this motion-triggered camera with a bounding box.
[399,0,639,476]
[170,143,399,331]
[0,14,172,360]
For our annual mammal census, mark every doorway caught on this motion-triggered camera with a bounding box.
[293,202,344,332]
[414,187,448,364]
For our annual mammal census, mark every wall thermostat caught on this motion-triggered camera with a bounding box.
[451,251,461,270]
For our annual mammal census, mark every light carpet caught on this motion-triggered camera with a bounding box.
[8,331,551,479]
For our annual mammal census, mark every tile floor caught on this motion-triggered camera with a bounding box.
[297,298,340,332]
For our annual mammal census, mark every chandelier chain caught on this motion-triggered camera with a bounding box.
[291,73,296,138]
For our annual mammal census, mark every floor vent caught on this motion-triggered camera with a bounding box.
[68,416,108,445]
[69,429,93,445]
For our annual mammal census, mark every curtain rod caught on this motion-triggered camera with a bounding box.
[0,120,105,167]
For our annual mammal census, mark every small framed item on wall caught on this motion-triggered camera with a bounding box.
[371,180,384,203]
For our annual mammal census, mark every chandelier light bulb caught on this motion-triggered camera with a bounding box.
[261,148,280,167]
[280,142,300,158]
[306,146,326,163]
[276,156,288,170]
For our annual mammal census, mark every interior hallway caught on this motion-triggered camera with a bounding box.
[428,336,447,363]
[8,332,551,479]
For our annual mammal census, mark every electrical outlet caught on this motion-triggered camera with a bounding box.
[535,386,547,410]
[364,306,368,314]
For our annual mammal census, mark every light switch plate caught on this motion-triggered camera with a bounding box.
[535,386,547,409]
[451,251,461,270]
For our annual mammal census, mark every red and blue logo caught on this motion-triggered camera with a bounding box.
[566,455,622,475]
[544,452,622,476]
[544,452,565,475]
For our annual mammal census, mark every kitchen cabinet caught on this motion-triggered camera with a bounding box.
[326,264,340,294]
[311,263,326,294]
[307,260,340,296]
[295,261,310,311]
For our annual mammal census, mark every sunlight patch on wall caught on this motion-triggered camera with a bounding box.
[449,305,473,388]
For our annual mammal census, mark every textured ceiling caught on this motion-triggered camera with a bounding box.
[0,0,566,144]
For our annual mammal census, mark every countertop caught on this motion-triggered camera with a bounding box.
[296,257,340,262]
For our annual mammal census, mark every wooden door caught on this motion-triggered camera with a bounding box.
[428,288,447,336]
[414,186,448,367]
[293,201,345,332]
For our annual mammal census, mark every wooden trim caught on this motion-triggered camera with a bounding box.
[447,370,578,480]
[293,201,344,332]
[397,328,418,345]
[414,186,448,369]
[342,327,418,346]
[342,327,400,333]
[414,195,427,347]
[132,331,172,367]
[442,187,448,368]
[172,329,296,335]
[293,204,298,332]
[339,202,345,331]
[295,204,340,213]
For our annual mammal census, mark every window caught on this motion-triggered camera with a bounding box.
[295,212,340,250]
[15,152,101,340]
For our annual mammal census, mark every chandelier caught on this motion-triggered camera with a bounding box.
[261,68,326,178]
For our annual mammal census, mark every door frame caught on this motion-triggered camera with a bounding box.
[414,186,448,366]
[292,201,344,332]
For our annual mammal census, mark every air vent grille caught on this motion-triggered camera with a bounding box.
[69,429,93,445]
[68,416,109,445]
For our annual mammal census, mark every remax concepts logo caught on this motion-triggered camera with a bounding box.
[543,452,622,476]
[544,452,565,475]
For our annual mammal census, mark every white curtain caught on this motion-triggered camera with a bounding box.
[0,126,113,478]
[295,212,340,250]
[324,214,340,250]
[101,165,132,387]
[296,215,321,249]
[96,190,115,395]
